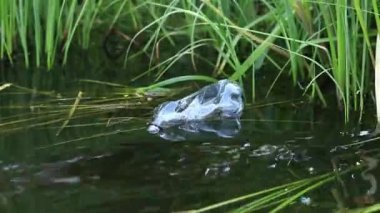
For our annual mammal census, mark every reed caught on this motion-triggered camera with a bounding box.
[376,34,380,123]
[0,0,126,69]
[1,0,379,119]
[122,0,379,119]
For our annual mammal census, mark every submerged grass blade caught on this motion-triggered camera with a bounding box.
[79,79,127,87]
[142,75,217,91]
[40,127,145,149]
[0,83,55,96]
[56,91,83,136]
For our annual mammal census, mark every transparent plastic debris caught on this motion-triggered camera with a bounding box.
[153,119,241,141]
[147,79,244,141]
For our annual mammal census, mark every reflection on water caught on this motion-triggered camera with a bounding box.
[152,119,241,141]
[0,116,379,212]
[360,154,378,200]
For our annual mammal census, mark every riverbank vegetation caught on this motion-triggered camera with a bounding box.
[1,0,379,119]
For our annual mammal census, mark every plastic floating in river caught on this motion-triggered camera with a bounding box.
[147,79,244,141]
[153,119,242,141]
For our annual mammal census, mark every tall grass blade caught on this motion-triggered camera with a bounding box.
[336,0,349,119]
[230,24,281,81]
[376,34,380,123]
[81,0,103,48]
[15,0,29,66]
[353,0,376,67]
[372,0,380,30]
[0,1,15,61]
[32,0,42,67]
[45,0,58,69]
[62,0,90,65]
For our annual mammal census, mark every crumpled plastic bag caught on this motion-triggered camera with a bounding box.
[147,79,244,141]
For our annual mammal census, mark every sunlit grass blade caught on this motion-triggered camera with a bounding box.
[0,83,12,91]
[353,0,376,90]
[230,24,281,81]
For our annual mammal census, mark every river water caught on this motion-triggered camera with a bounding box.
[0,51,379,212]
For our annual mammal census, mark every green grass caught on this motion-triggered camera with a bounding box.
[0,0,379,119]
[0,0,127,69]
[376,34,380,123]
[122,0,379,119]
[180,165,362,212]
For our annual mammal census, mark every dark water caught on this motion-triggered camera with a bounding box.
[1,54,380,212]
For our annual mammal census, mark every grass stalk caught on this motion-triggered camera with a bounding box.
[62,0,90,65]
[56,91,83,136]
[0,0,379,121]
[376,34,380,123]
[32,0,42,67]
[15,0,29,67]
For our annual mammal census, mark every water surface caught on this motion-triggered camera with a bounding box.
[0,57,379,212]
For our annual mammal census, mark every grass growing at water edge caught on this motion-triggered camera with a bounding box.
[122,0,380,121]
[1,1,380,120]
[0,0,130,69]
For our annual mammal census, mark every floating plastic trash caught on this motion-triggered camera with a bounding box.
[152,119,242,141]
[147,79,244,141]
